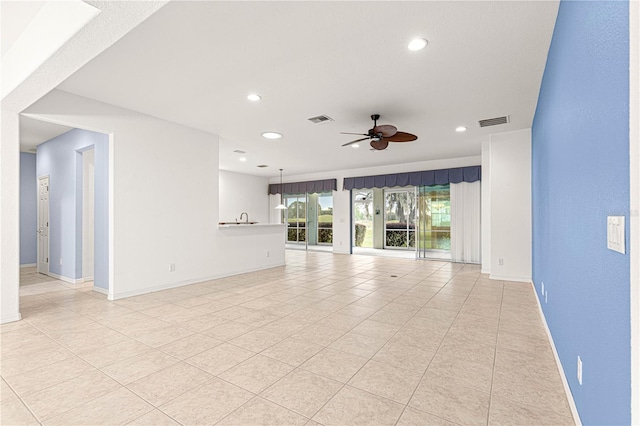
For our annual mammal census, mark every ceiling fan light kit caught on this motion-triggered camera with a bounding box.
[341,114,418,150]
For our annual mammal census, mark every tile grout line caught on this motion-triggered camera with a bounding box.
[484,279,506,426]
[392,267,486,426]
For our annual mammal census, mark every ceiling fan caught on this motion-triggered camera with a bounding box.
[341,114,418,150]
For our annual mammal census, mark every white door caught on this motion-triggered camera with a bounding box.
[37,176,49,275]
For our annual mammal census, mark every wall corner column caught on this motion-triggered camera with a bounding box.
[1,110,22,323]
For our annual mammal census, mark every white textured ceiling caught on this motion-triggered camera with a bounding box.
[0,1,46,56]
[53,1,558,177]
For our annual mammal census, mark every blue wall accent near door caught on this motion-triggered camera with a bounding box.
[20,152,37,265]
[532,1,630,424]
[37,129,109,289]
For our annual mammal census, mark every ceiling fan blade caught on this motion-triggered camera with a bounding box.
[386,131,417,142]
[370,139,389,150]
[373,125,397,138]
[342,137,370,147]
[340,132,369,136]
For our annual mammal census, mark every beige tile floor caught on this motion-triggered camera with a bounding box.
[2,252,575,425]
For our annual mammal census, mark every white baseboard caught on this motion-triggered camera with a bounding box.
[93,285,108,295]
[84,276,94,281]
[481,268,490,274]
[1,313,22,324]
[47,272,84,284]
[532,281,582,425]
[20,263,36,268]
[107,262,286,300]
[108,262,286,301]
[489,273,531,283]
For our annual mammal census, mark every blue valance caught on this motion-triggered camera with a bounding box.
[343,166,481,190]
[269,178,337,195]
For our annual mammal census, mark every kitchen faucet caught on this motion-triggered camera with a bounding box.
[239,212,248,223]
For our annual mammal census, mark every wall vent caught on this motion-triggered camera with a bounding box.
[256,164,268,168]
[308,115,334,124]
[478,115,510,128]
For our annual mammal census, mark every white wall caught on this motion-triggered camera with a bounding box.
[219,170,269,224]
[481,139,491,273]
[270,156,482,254]
[0,110,21,323]
[23,90,285,300]
[487,129,532,282]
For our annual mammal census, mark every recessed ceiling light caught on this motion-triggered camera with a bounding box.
[352,144,360,148]
[262,132,282,139]
[408,38,428,51]
[239,157,247,162]
[247,93,261,101]
[455,126,467,132]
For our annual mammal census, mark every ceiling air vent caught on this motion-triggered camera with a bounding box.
[308,115,334,124]
[478,115,510,128]
[256,164,268,168]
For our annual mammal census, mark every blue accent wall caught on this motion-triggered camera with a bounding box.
[532,1,630,424]
[37,129,109,289]
[20,152,37,265]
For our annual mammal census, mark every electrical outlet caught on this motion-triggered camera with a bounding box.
[577,356,583,385]
[266,251,270,257]
[59,257,63,266]
[541,281,545,295]
[498,258,504,266]
[545,290,548,303]
[169,263,175,272]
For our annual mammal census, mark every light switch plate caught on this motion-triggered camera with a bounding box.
[607,216,626,254]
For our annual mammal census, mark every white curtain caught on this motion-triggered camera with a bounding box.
[450,180,481,263]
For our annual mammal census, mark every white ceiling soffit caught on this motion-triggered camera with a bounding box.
[19,116,73,152]
[55,1,559,177]
[1,0,169,113]
[1,0,100,99]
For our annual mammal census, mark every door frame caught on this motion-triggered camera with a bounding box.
[81,148,95,280]
[37,175,50,275]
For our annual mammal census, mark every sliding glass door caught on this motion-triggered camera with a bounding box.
[384,189,416,249]
[285,194,306,246]
[316,192,333,246]
[417,185,451,259]
[353,190,374,248]
[284,192,332,251]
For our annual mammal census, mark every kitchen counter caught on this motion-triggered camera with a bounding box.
[217,223,286,229]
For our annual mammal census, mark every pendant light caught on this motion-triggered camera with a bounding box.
[275,168,287,210]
